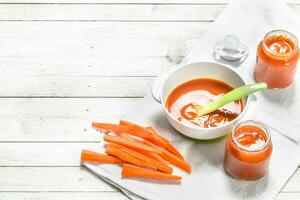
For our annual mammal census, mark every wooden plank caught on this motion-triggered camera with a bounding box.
[0,98,139,119]
[0,192,128,200]
[0,166,298,192]
[0,167,115,192]
[0,0,298,4]
[0,21,209,39]
[0,22,204,58]
[0,56,177,77]
[0,98,139,141]
[0,191,298,200]
[0,143,100,166]
[0,37,199,57]
[0,77,153,97]
[276,193,300,200]
[0,4,298,21]
[0,4,223,21]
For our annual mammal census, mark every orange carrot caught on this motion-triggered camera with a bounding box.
[166,143,184,160]
[146,127,184,160]
[119,120,153,139]
[120,121,169,148]
[142,140,191,173]
[146,127,169,144]
[120,133,167,164]
[108,143,173,174]
[81,149,122,164]
[105,146,157,170]
[120,134,167,164]
[120,133,141,142]
[92,122,122,134]
[104,135,161,154]
[161,149,192,173]
[122,164,182,181]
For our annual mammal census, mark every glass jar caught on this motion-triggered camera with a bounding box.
[254,30,299,89]
[223,120,272,180]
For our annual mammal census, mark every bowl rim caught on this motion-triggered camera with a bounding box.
[160,61,250,131]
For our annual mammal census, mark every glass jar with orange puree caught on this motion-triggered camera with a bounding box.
[254,30,299,88]
[223,120,272,180]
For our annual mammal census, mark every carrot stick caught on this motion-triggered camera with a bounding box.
[104,135,161,154]
[120,121,169,148]
[122,164,181,181]
[81,149,122,164]
[120,134,167,163]
[108,143,173,174]
[105,146,157,170]
[161,149,192,173]
[92,122,122,134]
[142,140,191,173]
[146,127,169,144]
[146,127,184,160]
[119,133,141,142]
[119,120,153,139]
[166,143,184,160]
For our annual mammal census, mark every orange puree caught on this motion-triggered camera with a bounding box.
[224,121,272,180]
[254,30,299,88]
[166,78,243,128]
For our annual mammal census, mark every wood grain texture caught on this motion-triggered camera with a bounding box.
[0,143,100,166]
[0,166,298,192]
[0,167,115,192]
[0,56,175,77]
[0,4,297,21]
[0,77,154,97]
[0,0,298,4]
[0,192,129,200]
[0,4,223,21]
[0,21,209,39]
[0,98,140,141]
[0,1,298,199]
[0,192,298,200]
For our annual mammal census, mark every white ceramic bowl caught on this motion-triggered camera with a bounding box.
[152,62,249,140]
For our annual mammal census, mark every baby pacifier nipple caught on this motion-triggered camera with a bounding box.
[213,35,248,66]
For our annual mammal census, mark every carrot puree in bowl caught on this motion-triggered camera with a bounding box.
[165,78,243,128]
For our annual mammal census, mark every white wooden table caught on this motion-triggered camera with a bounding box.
[0,1,299,199]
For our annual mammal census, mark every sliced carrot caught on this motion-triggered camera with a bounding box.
[142,140,191,173]
[161,149,192,173]
[120,121,169,148]
[146,127,184,160]
[92,122,122,134]
[104,135,161,154]
[122,164,181,181]
[166,143,184,160]
[146,127,169,144]
[120,134,164,162]
[105,146,157,170]
[119,133,141,142]
[120,134,167,163]
[81,149,122,164]
[108,143,173,174]
[119,120,153,139]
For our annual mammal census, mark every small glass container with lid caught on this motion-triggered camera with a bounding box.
[254,30,299,89]
[223,120,272,180]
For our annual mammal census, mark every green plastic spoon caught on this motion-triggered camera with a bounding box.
[193,82,268,117]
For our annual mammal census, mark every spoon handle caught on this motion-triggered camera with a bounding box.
[205,82,267,113]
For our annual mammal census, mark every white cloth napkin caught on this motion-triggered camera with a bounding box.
[83,0,300,199]
[187,0,300,143]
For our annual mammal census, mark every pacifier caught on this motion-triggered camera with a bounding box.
[213,35,249,66]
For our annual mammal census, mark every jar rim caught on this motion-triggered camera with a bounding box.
[262,29,298,58]
[231,120,271,152]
